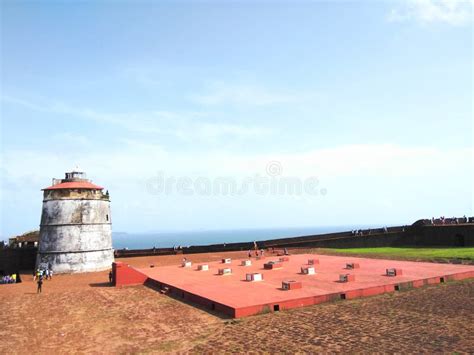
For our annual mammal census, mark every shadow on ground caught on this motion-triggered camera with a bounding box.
[89,282,113,288]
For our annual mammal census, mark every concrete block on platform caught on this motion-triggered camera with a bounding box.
[345,263,360,270]
[386,268,402,276]
[241,260,252,266]
[246,273,263,282]
[218,268,232,275]
[182,261,192,268]
[222,258,232,264]
[282,280,302,290]
[340,274,355,282]
[301,266,316,275]
[264,261,283,270]
[198,264,209,271]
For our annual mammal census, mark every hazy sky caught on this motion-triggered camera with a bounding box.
[1,0,472,238]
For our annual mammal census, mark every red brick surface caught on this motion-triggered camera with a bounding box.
[113,262,148,286]
[135,254,474,318]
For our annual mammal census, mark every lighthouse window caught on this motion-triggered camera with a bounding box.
[106,214,109,221]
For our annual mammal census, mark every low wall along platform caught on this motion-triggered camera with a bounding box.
[113,254,474,318]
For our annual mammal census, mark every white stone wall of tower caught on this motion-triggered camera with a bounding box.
[37,193,114,273]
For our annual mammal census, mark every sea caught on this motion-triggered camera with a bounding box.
[112,224,380,250]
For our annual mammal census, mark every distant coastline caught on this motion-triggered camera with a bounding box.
[112,225,384,249]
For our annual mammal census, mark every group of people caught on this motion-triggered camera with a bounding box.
[0,273,20,284]
[246,246,288,258]
[351,226,391,237]
[247,240,270,258]
[34,266,53,293]
[354,229,374,236]
[248,249,265,258]
[173,245,189,251]
[431,216,469,225]
[34,267,53,281]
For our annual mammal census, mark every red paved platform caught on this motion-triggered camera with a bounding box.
[121,254,474,318]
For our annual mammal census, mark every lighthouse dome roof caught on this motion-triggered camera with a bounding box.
[42,181,104,191]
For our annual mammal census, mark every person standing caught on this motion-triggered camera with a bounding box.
[37,277,43,294]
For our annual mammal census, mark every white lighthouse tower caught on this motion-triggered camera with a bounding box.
[37,168,114,273]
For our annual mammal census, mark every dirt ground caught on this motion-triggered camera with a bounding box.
[1,251,473,354]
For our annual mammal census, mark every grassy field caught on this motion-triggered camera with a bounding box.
[317,247,474,261]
